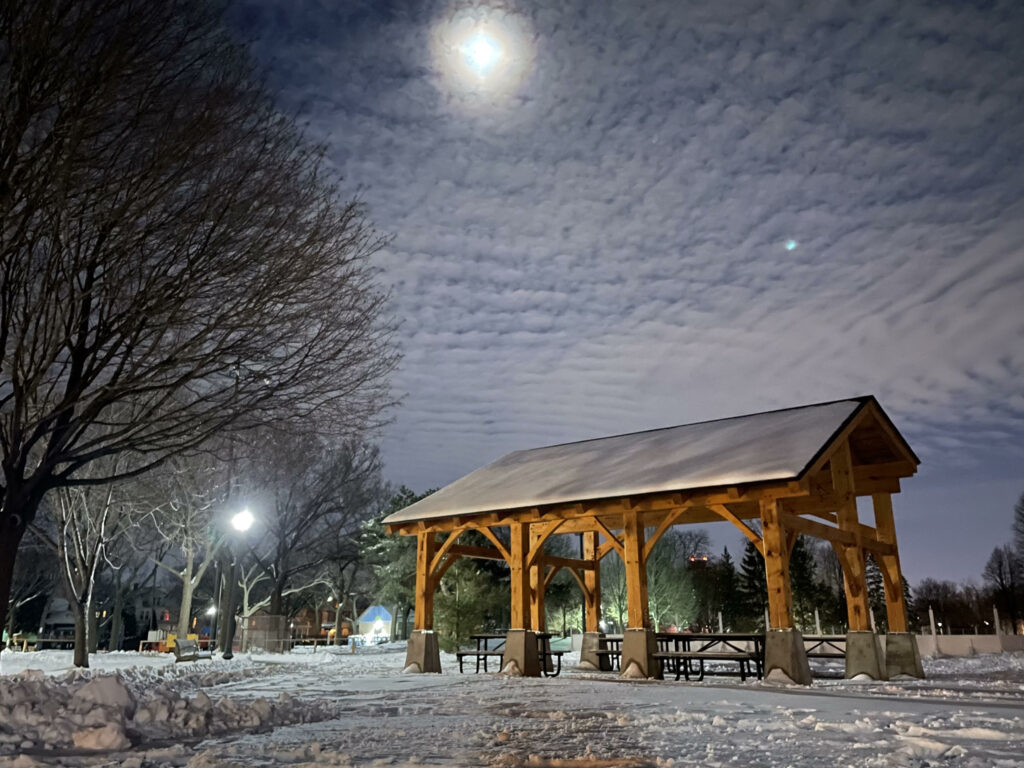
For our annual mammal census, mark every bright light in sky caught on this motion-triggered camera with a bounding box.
[433,8,532,102]
[785,239,798,251]
[465,35,498,72]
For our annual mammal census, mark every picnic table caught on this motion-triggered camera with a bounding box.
[803,634,846,659]
[654,633,764,681]
[456,632,565,676]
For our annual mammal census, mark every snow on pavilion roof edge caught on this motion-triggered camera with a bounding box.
[383,395,917,528]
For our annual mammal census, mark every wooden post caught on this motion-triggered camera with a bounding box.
[760,497,794,629]
[831,442,871,631]
[529,525,545,633]
[871,493,908,633]
[508,522,531,630]
[621,509,649,629]
[413,532,437,630]
[582,531,601,633]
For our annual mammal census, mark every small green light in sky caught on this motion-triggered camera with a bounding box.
[785,239,798,251]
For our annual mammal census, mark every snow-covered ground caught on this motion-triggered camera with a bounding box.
[2,645,1022,767]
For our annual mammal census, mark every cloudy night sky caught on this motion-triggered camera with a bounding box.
[230,0,1023,584]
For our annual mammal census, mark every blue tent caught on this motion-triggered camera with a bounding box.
[358,605,392,624]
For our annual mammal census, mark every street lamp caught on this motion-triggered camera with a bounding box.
[231,508,254,533]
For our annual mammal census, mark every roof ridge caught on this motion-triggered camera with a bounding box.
[505,395,874,457]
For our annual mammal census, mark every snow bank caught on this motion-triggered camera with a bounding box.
[0,657,351,754]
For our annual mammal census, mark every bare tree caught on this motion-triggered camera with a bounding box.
[0,0,397,632]
[244,437,383,617]
[983,545,1021,633]
[145,452,230,638]
[30,461,130,667]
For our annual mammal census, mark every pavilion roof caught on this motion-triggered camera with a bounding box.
[383,396,917,527]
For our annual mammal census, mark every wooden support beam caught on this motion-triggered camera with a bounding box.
[760,497,794,630]
[567,567,587,595]
[706,503,764,555]
[428,526,468,578]
[432,552,460,585]
[508,522,531,630]
[526,520,565,568]
[537,555,596,571]
[477,527,511,564]
[388,480,813,536]
[541,564,558,588]
[529,525,546,632]
[642,506,690,560]
[622,508,650,629]
[832,440,871,631]
[583,531,601,633]
[593,518,625,560]
[872,493,908,633]
[414,532,438,630]
[447,544,507,561]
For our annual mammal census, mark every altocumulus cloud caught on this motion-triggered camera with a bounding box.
[231,0,1024,578]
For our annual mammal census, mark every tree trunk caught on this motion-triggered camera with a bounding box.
[70,599,90,668]
[270,583,284,617]
[334,602,343,645]
[109,575,124,651]
[177,551,195,638]
[0,508,29,637]
[217,566,231,651]
[5,609,14,648]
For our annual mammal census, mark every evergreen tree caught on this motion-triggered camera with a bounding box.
[1014,492,1024,570]
[789,536,822,632]
[865,553,886,631]
[434,559,500,652]
[736,540,767,631]
[715,547,740,630]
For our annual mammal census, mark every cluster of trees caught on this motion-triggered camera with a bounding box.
[1,0,397,666]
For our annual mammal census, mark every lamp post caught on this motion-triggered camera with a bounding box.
[221,508,253,660]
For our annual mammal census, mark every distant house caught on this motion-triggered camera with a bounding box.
[38,598,75,638]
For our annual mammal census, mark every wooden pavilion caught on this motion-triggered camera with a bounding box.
[384,396,924,683]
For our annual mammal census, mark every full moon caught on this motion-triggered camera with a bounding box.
[432,7,533,102]
[465,35,498,72]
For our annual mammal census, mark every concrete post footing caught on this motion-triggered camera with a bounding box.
[885,632,924,679]
[502,629,540,677]
[580,632,610,671]
[764,628,812,685]
[404,630,441,673]
[621,628,661,679]
[846,630,886,680]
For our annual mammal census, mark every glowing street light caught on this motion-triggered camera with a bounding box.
[206,605,216,617]
[231,508,254,532]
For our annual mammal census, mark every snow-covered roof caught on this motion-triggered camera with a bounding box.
[358,606,392,623]
[384,396,914,527]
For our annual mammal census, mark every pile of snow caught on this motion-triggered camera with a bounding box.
[0,662,349,754]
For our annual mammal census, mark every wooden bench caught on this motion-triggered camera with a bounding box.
[456,633,566,676]
[173,639,212,663]
[456,649,505,672]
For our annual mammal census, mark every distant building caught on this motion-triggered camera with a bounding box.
[357,605,392,640]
